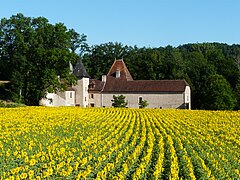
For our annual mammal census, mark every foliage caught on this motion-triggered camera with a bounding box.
[83,42,132,79]
[234,81,240,109]
[111,95,128,108]
[0,107,239,179]
[68,29,89,56]
[0,100,26,107]
[83,42,240,110]
[1,13,240,109]
[204,74,237,110]
[139,99,149,108]
[0,13,87,105]
[0,100,4,107]
[0,83,11,100]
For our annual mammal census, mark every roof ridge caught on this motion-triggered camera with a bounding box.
[132,79,186,81]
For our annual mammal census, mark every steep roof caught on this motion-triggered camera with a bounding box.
[73,60,90,79]
[89,79,105,92]
[102,76,188,93]
[88,59,189,93]
[107,59,133,81]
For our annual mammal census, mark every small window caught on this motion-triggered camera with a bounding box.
[85,97,87,102]
[138,97,143,103]
[70,92,72,98]
[91,94,94,99]
[90,103,95,107]
[90,84,96,89]
[48,98,53,104]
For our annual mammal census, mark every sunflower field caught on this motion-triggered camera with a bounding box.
[0,107,239,179]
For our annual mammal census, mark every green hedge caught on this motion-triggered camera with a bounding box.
[0,100,26,108]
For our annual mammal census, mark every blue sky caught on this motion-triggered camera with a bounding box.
[0,0,239,47]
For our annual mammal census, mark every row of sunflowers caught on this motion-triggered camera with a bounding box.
[0,107,239,179]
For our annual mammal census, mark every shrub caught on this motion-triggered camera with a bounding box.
[112,95,128,108]
[139,100,149,108]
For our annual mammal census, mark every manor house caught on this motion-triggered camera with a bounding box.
[40,59,191,109]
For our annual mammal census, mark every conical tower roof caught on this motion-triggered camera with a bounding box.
[73,59,90,79]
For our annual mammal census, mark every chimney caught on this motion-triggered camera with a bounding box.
[102,75,106,82]
[116,70,120,78]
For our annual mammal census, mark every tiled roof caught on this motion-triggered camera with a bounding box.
[89,79,104,92]
[85,59,189,93]
[107,59,133,81]
[102,76,188,93]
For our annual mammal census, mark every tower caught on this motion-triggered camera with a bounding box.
[72,60,90,107]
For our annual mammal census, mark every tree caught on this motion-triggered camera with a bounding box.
[234,81,240,109]
[0,14,85,105]
[204,74,237,110]
[81,41,240,110]
[180,51,216,109]
[68,29,88,56]
[112,95,128,108]
[139,99,149,108]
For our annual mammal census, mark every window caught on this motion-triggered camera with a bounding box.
[91,94,94,99]
[70,92,72,98]
[85,97,87,102]
[138,96,143,103]
[90,103,95,107]
[48,98,53,104]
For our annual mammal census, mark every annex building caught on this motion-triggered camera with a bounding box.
[40,59,191,109]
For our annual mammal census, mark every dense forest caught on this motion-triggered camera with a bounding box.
[1,14,240,110]
[83,42,240,110]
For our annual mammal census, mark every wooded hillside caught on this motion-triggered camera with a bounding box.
[83,42,240,110]
[1,14,240,109]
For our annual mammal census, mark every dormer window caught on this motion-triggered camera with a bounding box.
[89,81,96,89]
[116,70,120,78]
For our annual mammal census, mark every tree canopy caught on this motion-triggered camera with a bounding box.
[0,13,87,105]
[112,95,128,108]
[204,74,236,110]
[1,14,240,110]
[83,42,240,110]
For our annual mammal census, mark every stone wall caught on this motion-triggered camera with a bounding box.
[73,78,89,107]
[101,92,185,109]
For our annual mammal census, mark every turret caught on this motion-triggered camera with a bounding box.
[72,60,90,107]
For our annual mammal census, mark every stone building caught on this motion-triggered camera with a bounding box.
[40,59,191,109]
